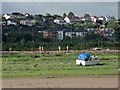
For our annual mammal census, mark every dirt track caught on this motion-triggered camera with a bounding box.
[2,76,118,88]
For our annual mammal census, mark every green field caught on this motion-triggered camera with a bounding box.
[2,51,118,78]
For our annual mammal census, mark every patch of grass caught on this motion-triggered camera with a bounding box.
[2,51,118,78]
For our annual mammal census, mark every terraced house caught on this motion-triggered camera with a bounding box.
[44,27,88,40]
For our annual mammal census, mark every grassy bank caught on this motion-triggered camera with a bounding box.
[2,50,118,78]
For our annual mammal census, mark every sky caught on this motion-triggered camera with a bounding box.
[1,1,119,19]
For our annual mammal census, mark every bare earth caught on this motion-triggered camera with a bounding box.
[2,76,118,88]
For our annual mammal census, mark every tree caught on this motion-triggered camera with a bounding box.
[34,14,44,25]
[107,20,118,29]
[46,13,52,16]
[63,13,67,18]
[85,33,107,42]
[84,14,90,17]
[84,14,91,21]
[53,14,62,19]
[68,12,74,18]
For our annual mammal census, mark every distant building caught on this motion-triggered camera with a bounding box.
[64,16,81,24]
[91,16,98,23]
[64,29,87,38]
[44,27,64,40]
[64,16,71,23]
[44,15,54,24]
[20,19,36,26]
[54,19,66,25]
[44,27,88,40]
[81,16,86,22]
[3,14,11,20]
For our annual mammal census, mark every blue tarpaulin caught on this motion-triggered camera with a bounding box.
[78,53,91,61]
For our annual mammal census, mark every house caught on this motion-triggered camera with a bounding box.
[7,20,17,26]
[11,12,26,19]
[44,15,54,24]
[5,18,20,26]
[98,16,106,23]
[98,16,105,21]
[104,31,114,40]
[54,19,66,25]
[25,14,34,20]
[44,30,57,39]
[64,29,87,38]
[3,14,11,20]
[70,16,81,24]
[54,16,66,25]
[91,16,98,23]
[104,16,109,22]
[104,15,114,22]
[25,13,30,17]
[44,27,64,40]
[81,16,86,22]
[57,30,64,40]
[64,16,71,23]
[64,29,72,37]
[20,19,36,26]
[44,27,88,40]
[64,16,81,24]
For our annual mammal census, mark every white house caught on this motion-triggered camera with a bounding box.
[64,16,81,24]
[57,31,64,40]
[54,19,66,25]
[3,14,11,20]
[64,16,71,23]
[64,29,87,38]
[91,16,98,23]
[20,19,36,26]
[65,31,72,37]
[98,16,104,21]
[25,13,30,17]
[7,20,17,26]
[81,16,86,21]
[104,16,111,22]
[76,32,84,37]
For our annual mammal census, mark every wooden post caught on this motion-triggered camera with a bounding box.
[42,46,44,51]
[9,47,12,54]
[66,46,69,51]
[58,46,61,51]
[39,46,41,51]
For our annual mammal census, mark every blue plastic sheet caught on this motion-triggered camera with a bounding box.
[78,53,91,61]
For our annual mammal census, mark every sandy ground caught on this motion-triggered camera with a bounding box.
[2,76,118,88]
